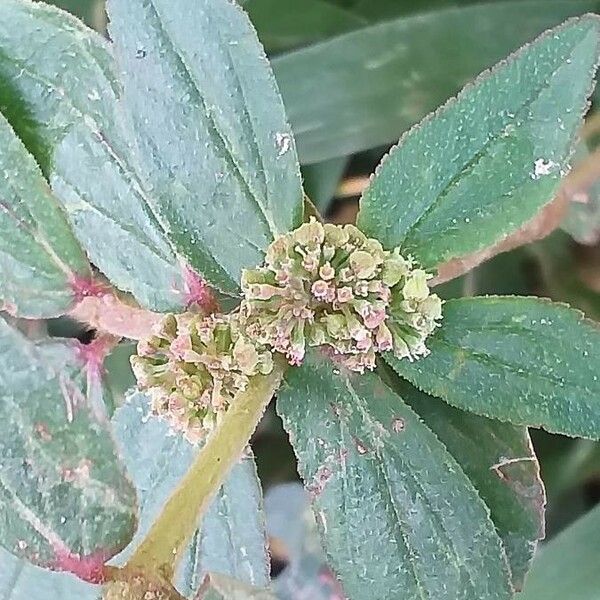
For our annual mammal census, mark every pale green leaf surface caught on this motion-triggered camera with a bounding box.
[52,122,191,311]
[0,547,98,600]
[387,376,545,590]
[357,16,600,271]
[0,316,137,568]
[0,0,116,174]
[264,483,346,600]
[0,111,89,318]
[0,0,192,311]
[107,0,303,295]
[387,296,600,439]
[517,504,600,600]
[273,1,600,164]
[277,351,512,600]
[199,572,275,600]
[112,393,269,595]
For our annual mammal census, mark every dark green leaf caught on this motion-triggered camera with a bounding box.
[518,504,600,600]
[112,392,269,595]
[277,352,512,600]
[357,16,600,271]
[0,316,137,571]
[273,1,600,164]
[302,156,348,214]
[243,0,366,53]
[387,296,600,439]
[351,0,468,20]
[0,0,194,311]
[46,0,106,31]
[0,111,90,318]
[387,375,545,590]
[107,0,303,295]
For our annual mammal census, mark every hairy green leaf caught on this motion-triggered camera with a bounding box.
[387,375,545,590]
[112,393,269,595]
[387,296,600,439]
[0,0,195,311]
[273,1,600,164]
[0,0,116,174]
[278,352,512,600]
[0,316,136,573]
[0,111,90,318]
[53,121,192,312]
[107,0,303,295]
[518,504,600,600]
[357,16,600,271]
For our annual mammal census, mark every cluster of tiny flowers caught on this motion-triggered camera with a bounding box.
[240,218,443,372]
[131,312,273,443]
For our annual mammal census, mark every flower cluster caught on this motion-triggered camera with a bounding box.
[241,218,442,372]
[131,312,273,443]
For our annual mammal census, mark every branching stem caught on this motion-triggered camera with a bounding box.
[124,356,287,580]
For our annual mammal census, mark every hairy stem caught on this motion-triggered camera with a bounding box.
[69,290,162,340]
[125,356,287,580]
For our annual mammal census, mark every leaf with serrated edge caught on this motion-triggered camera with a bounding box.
[277,351,513,600]
[0,316,136,578]
[386,375,545,591]
[387,296,600,439]
[106,0,303,295]
[0,111,90,318]
[274,1,600,164]
[0,0,193,311]
[357,16,600,270]
[112,392,269,595]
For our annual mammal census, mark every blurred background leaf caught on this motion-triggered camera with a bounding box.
[517,503,600,600]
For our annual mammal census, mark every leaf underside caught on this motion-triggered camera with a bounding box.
[0,316,136,569]
[112,392,270,596]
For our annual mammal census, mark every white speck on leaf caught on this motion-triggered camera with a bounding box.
[531,158,557,180]
[275,132,292,156]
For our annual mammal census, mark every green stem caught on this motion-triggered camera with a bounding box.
[125,356,287,580]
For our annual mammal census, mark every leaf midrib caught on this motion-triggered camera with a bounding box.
[348,378,487,598]
[384,32,588,253]
[144,0,278,238]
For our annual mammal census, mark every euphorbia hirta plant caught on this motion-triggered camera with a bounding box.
[133,218,442,442]
[0,0,599,599]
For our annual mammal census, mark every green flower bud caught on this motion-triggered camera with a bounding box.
[131,312,274,443]
[240,218,443,372]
